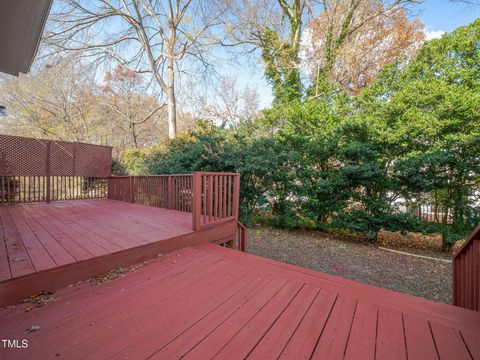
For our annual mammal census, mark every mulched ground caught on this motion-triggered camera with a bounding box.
[248,226,453,304]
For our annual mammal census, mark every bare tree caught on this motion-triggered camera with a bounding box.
[218,0,423,101]
[101,65,165,149]
[304,1,425,94]
[0,58,102,142]
[45,0,221,139]
[217,0,307,104]
[306,0,423,97]
[202,76,260,126]
[0,58,171,157]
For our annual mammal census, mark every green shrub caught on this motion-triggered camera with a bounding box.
[120,20,480,249]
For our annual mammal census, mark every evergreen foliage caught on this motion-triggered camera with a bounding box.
[121,20,480,250]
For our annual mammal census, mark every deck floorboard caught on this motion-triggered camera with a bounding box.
[0,199,193,283]
[1,240,479,359]
[0,207,35,279]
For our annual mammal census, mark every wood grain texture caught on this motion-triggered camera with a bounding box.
[0,199,237,305]
[1,243,479,360]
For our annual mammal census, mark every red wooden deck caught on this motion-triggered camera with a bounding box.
[0,199,236,305]
[1,243,479,360]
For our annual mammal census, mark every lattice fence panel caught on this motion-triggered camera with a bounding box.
[0,135,48,176]
[50,141,75,176]
[0,134,112,177]
[72,142,112,177]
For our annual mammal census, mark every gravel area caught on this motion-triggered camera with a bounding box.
[248,227,452,304]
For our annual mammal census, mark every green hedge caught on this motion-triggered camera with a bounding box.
[120,20,480,250]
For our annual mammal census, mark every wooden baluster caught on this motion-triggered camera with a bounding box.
[202,175,206,224]
[229,176,233,217]
[208,174,213,223]
[222,175,226,219]
[167,176,173,209]
[177,177,180,210]
[213,175,217,221]
[13,176,16,203]
[218,176,223,220]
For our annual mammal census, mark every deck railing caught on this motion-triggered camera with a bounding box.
[192,172,240,231]
[108,172,243,244]
[1,135,247,250]
[453,225,480,311]
[1,176,108,203]
[108,175,193,212]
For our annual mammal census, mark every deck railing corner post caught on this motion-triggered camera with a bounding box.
[233,173,240,221]
[192,172,202,231]
[106,176,111,199]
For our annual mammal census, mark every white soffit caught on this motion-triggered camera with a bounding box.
[0,0,53,76]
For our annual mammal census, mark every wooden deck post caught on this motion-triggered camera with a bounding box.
[1,176,4,204]
[46,141,51,203]
[106,177,111,199]
[192,172,202,231]
[233,174,240,222]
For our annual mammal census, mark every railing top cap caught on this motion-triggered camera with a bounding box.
[109,174,192,177]
[0,133,113,149]
[109,172,239,177]
[193,172,240,176]
[453,223,480,259]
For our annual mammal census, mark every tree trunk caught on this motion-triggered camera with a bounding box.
[441,233,453,253]
[166,42,176,139]
[131,123,138,148]
[167,87,176,139]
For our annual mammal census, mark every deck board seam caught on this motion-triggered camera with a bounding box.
[209,280,304,360]
[15,205,64,267]
[183,279,291,359]
[427,321,441,360]
[7,206,53,271]
[53,200,192,247]
[24,203,95,261]
[458,331,474,360]
[308,292,339,360]
[35,203,112,255]
[145,273,277,359]
[39,204,122,253]
[0,207,36,278]
[19,204,76,265]
[43,203,129,251]
[201,244,480,333]
[242,283,308,359]
[275,287,322,360]
[374,305,379,360]
[36,203,113,255]
[342,299,359,359]
[88,261,259,359]
[401,313,408,360]
[0,214,13,280]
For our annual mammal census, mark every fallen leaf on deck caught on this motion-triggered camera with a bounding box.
[25,325,41,333]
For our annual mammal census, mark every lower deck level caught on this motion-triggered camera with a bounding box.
[1,243,479,359]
